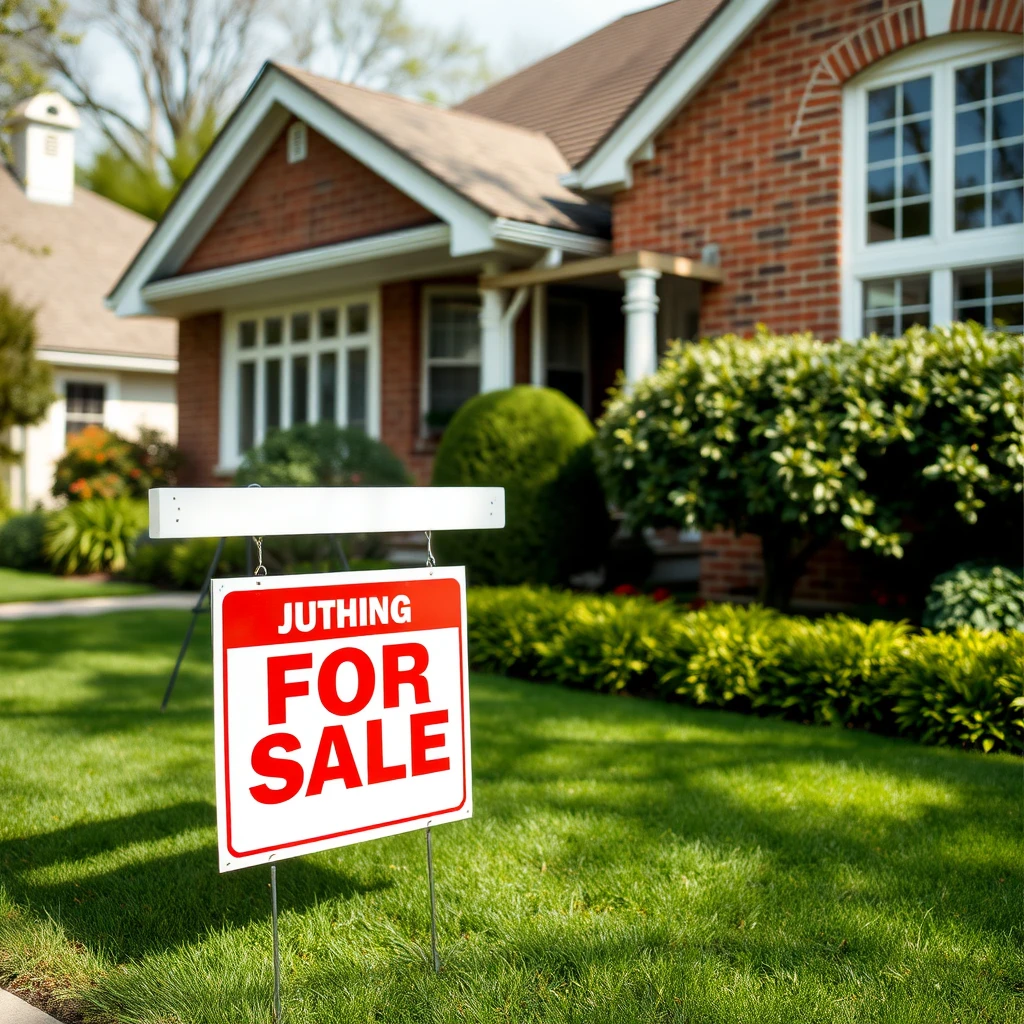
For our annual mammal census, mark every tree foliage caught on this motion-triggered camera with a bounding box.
[595,323,1024,609]
[0,0,72,129]
[0,288,54,461]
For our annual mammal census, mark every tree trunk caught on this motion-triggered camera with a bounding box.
[758,532,821,612]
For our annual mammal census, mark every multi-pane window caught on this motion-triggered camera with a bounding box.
[425,295,480,429]
[65,382,104,438]
[866,76,932,242]
[954,55,1023,231]
[232,298,373,459]
[954,262,1024,331]
[845,40,1024,339]
[863,276,931,336]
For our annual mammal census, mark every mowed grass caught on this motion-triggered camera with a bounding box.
[0,567,152,603]
[0,612,1021,1024]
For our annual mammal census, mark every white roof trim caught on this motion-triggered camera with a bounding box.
[108,64,497,318]
[565,0,778,194]
[490,219,609,257]
[36,349,178,374]
[141,224,452,303]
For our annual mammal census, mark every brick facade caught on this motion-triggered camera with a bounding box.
[181,121,438,274]
[177,313,223,487]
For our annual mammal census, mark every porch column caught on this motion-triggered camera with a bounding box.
[530,284,546,386]
[620,268,661,385]
[479,286,509,392]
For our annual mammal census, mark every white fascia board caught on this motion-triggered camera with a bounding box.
[142,224,451,303]
[490,218,609,257]
[109,66,495,317]
[36,349,178,374]
[570,0,778,193]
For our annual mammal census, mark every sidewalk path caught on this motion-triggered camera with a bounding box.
[0,592,200,621]
[0,988,63,1024]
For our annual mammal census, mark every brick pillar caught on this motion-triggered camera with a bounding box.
[177,312,224,487]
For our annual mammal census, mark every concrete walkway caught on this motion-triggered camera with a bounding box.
[0,988,62,1024]
[0,592,200,621]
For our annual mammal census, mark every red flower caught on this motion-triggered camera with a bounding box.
[613,584,640,596]
[651,587,673,603]
[687,598,707,611]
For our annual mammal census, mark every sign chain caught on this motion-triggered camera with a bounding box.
[424,531,436,569]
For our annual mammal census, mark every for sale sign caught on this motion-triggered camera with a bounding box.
[210,567,471,872]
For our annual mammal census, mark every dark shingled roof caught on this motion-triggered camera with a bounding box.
[457,0,729,168]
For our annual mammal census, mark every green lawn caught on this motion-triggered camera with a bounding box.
[0,567,153,603]
[0,612,1020,1024]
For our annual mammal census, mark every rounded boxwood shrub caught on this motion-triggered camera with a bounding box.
[923,563,1024,633]
[431,386,611,585]
[0,511,47,570]
[235,422,410,487]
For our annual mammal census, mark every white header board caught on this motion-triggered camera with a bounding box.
[150,486,504,539]
[211,566,471,873]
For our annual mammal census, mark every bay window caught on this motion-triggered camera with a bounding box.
[222,294,378,468]
[842,37,1024,337]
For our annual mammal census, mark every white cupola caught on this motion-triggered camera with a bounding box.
[8,92,81,205]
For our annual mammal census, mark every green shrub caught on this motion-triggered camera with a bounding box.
[467,587,1024,754]
[52,425,181,501]
[44,498,148,574]
[432,386,612,585]
[596,323,1024,609]
[235,422,410,488]
[0,511,47,570]
[168,537,247,589]
[126,539,175,584]
[923,563,1024,633]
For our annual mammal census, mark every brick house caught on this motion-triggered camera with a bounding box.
[108,0,1023,603]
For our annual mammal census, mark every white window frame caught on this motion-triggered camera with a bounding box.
[841,34,1024,338]
[420,286,482,435]
[218,290,380,472]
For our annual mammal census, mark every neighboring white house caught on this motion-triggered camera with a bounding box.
[1,92,177,510]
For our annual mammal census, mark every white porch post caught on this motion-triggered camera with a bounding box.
[620,268,661,385]
[479,286,508,393]
[530,284,546,386]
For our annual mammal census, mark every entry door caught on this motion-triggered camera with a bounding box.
[547,298,589,413]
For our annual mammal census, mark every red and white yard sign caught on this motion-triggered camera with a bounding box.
[211,566,471,873]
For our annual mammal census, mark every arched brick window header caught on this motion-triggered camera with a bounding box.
[793,0,1023,137]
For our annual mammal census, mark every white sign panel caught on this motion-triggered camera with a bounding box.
[211,567,471,873]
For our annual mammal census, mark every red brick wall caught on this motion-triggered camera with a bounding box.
[177,313,223,487]
[181,122,438,274]
[699,532,867,606]
[611,0,1023,338]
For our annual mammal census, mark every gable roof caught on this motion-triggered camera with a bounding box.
[458,0,728,168]
[0,166,175,360]
[276,65,607,235]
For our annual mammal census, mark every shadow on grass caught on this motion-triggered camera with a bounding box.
[0,802,392,959]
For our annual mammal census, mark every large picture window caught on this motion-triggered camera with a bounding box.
[842,37,1024,338]
[223,295,377,466]
[423,292,481,431]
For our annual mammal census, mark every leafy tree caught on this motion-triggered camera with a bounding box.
[0,0,75,132]
[0,288,54,462]
[595,324,1024,610]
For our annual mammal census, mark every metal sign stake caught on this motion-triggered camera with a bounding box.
[426,827,440,973]
[271,863,281,1022]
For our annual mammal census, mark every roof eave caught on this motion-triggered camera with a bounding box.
[567,0,778,195]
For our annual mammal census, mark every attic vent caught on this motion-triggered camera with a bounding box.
[287,122,308,164]
[44,134,59,156]
[46,104,59,116]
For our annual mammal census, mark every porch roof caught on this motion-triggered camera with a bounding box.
[479,250,724,290]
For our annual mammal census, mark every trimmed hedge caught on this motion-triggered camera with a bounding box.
[467,587,1024,754]
[432,386,611,585]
